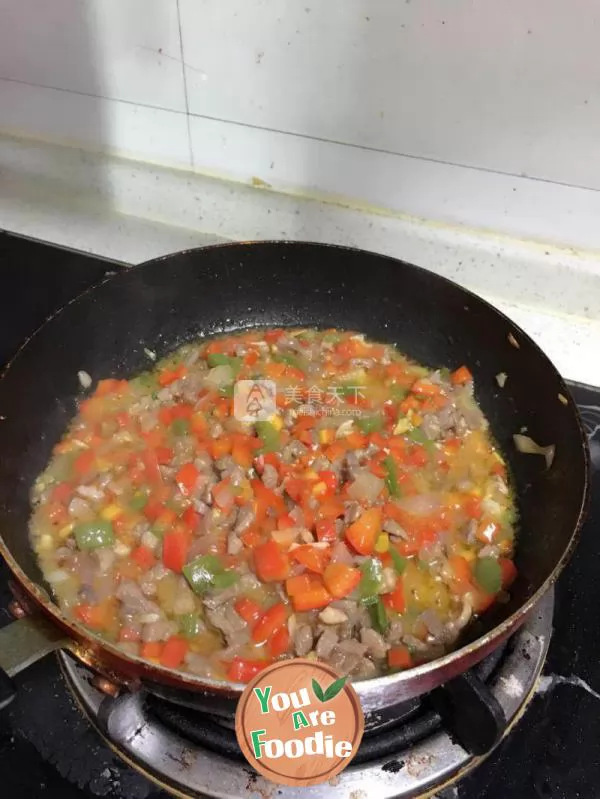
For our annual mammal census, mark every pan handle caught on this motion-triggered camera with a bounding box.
[0,615,69,709]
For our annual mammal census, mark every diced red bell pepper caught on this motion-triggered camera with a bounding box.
[252,602,287,644]
[158,364,187,387]
[451,365,473,385]
[268,625,291,658]
[323,563,362,599]
[285,573,315,597]
[182,506,200,531]
[289,544,331,574]
[50,482,72,505]
[160,636,189,669]
[162,530,189,573]
[175,463,200,495]
[141,641,163,659]
[253,540,290,582]
[499,558,518,588]
[383,579,405,612]
[388,645,413,670]
[131,545,156,571]
[251,479,286,524]
[226,657,271,683]
[74,449,95,476]
[291,583,332,612]
[234,597,263,625]
[345,507,382,555]
[315,519,338,543]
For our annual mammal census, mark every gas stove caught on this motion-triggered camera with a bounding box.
[1,231,599,799]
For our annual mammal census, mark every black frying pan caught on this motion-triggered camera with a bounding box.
[0,241,589,723]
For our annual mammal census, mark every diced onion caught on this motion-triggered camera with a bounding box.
[205,365,233,388]
[77,370,92,389]
[348,472,384,503]
[495,372,507,388]
[144,347,157,361]
[513,434,555,469]
[508,333,520,349]
[396,493,441,516]
[558,393,568,406]
[46,569,70,583]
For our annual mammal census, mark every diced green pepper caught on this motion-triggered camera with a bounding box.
[368,596,389,633]
[182,554,238,596]
[207,353,242,375]
[389,547,407,575]
[129,490,149,512]
[171,418,190,436]
[359,558,383,600]
[383,455,401,497]
[408,427,433,449]
[131,372,157,392]
[219,384,234,398]
[212,570,240,590]
[255,420,281,453]
[389,385,409,402]
[74,519,115,551]
[356,415,383,434]
[178,613,201,638]
[183,554,223,595]
[474,557,502,594]
[274,352,303,369]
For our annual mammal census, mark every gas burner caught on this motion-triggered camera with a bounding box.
[59,590,553,799]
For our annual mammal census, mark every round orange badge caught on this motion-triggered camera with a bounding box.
[235,658,364,787]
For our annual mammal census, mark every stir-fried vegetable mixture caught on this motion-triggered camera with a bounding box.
[30,329,517,682]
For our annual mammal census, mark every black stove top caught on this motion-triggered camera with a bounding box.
[1,231,599,799]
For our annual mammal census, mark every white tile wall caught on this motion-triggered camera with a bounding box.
[0,0,186,111]
[1,0,600,250]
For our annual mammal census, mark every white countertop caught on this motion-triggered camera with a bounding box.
[1,135,599,387]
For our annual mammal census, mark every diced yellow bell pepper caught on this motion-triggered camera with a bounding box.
[101,504,123,521]
[269,415,283,432]
[318,429,335,445]
[374,532,390,553]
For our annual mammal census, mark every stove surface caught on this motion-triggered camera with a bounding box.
[1,231,599,799]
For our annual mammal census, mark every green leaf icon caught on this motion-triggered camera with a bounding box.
[312,678,325,702]
[323,675,348,701]
[312,675,348,702]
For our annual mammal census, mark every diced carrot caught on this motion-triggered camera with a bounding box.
[141,448,162,483]
[208,435,233,460]
[244,349,259,367]
[131,545,156,571]
[95,378,129,397]
[253,540,290,582]
[388,645,413,670]
[74,601,112,631]
[346,432,368,450]
[268,626,291,658]
[463,495,483,520]
[158,407,174,426]
[448,555,473,594]
[231,438,254,468]
[323,563,361,599]
[451,365,473,385]
[160,636,189,669]
[141,641,164,659]
[411,379,442,397]
[324,441,347,462]
[294,416,317,433]
[234,597,263,625]
[171,404,193,420]
[190,411,209,437]
[162,530,189,572]
[499,558,518,588]
[290,544,331,574]
[316,497,346,521]
[73,449,95,476]
[285,574,315,597]
[345,507,382,555]
[264,361,286,378]
[175,463,200,495]
[158,364,187,387]
[252,602,287,644]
